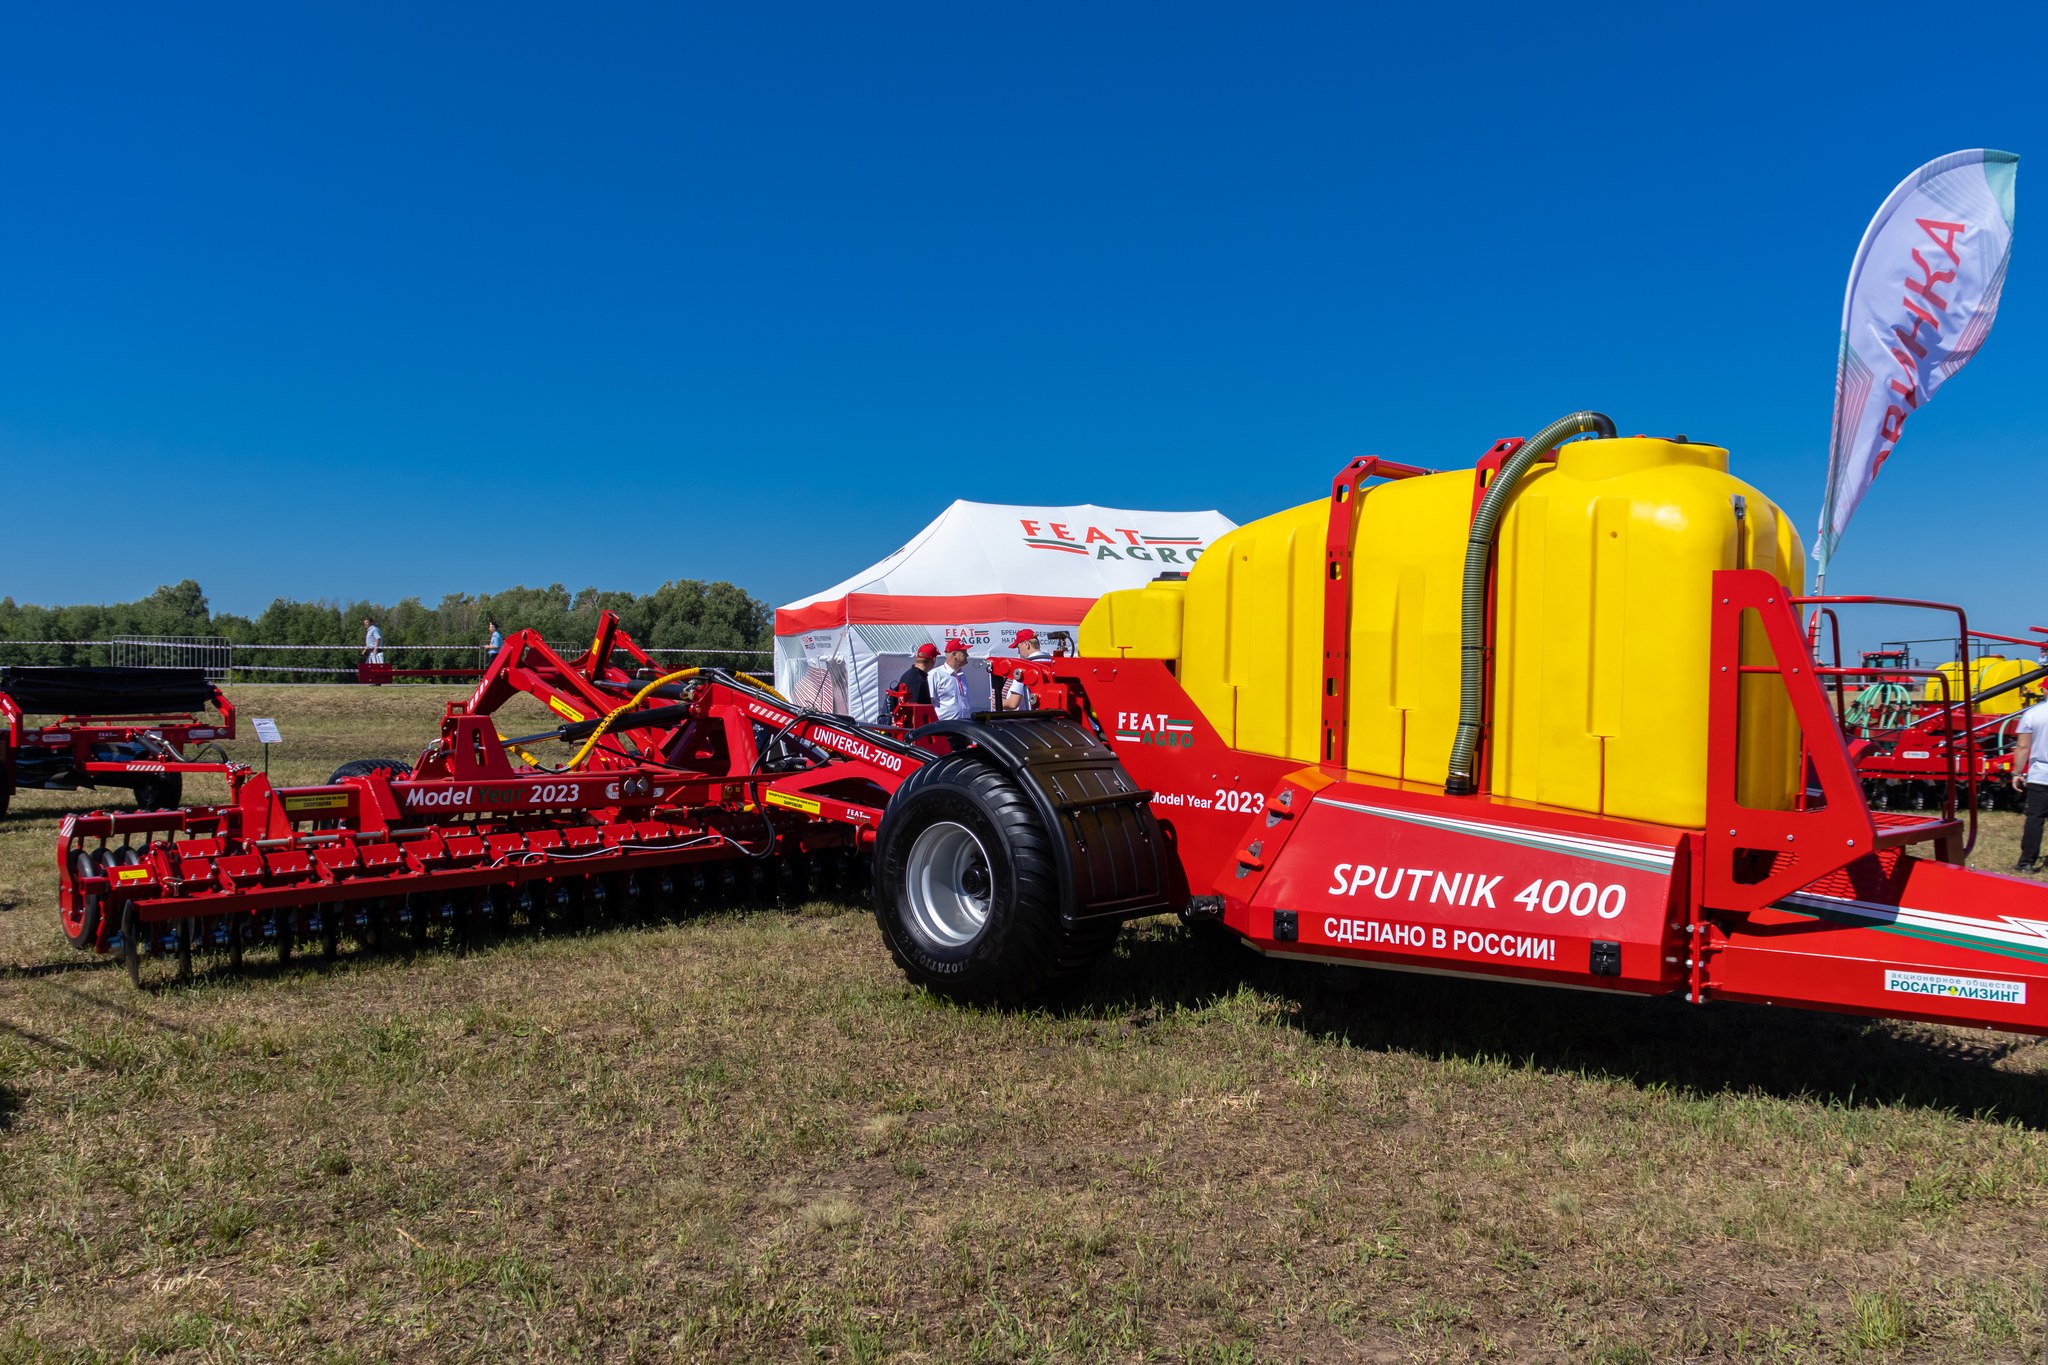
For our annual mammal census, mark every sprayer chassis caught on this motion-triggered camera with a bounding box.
[1046,568,2048,1036]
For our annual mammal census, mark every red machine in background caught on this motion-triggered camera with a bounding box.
[1848,630,2048,812]
[3,667,236,816]
[357,661,489,686]
[51,412,2048,1049]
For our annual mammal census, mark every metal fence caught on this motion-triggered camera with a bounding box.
[2,637,770,682]
[109,636,235,681]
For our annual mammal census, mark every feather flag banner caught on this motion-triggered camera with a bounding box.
[1815,150,2017,587]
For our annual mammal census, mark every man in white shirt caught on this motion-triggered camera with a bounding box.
[1002,630,1052,711]
[487,621,502,655]
[361,620,384,666]
[2011,695,2048,871]
[931,639,975,721]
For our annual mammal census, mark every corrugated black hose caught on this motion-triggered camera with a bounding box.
[1443,410,1617,795]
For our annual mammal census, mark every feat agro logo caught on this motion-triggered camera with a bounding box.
[1018,521,1207,565]
[1114,712,1194,748]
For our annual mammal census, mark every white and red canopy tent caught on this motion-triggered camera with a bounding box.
[774,500,1236,721]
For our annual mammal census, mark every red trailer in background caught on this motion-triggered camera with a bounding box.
[2,667,238,816]
[1848,629,2048,812]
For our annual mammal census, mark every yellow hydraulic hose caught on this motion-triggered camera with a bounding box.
[502,739,548,768]
[494,666,787,773]
[554,668,701,769]
[734,671,788,702]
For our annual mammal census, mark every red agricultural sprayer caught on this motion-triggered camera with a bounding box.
[54,412,2048,1039]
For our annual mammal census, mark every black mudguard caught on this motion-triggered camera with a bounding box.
[913,714,1188,924]
[0,666,219,716]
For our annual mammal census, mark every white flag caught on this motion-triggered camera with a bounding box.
[1816,150,2017,583]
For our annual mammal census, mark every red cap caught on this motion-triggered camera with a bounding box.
[914,642,938,659]
[1014,629,1037,645]
[944,638,969,652]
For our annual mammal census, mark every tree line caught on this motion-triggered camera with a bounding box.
[0,579,773,681]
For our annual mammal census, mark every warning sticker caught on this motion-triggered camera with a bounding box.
[114,866,151,882]
[765,790,822,815]
[548,696,585,722]
[1884,969,2026,1005]
[284,793,352,812]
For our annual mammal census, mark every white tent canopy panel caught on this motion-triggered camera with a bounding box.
[775,499,1236,721]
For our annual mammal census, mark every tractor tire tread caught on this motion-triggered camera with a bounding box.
[326,758,414,784]
[875,752,1118,1004]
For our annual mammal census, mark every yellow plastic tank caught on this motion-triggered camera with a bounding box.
[1926,657,2031,714]
[1081,437,1807,827]
[1925,661,1962,707]
[1981,659,2030,713]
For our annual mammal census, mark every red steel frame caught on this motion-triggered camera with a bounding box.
[1846,626,2048,799]
[2,684,238,800]
[1044,570,2048,1036]
[57,623,927,976]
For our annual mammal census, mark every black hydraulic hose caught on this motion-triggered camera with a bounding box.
[1444,410,1617,795]
[494,705,693,750]
[1960,663,2048,710]
[555,704,691,743]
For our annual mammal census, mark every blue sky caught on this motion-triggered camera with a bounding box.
[1,2,2040,656]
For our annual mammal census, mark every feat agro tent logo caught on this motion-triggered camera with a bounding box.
[1017,520,1207,565]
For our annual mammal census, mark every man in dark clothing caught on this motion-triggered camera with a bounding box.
[894,643,939,710]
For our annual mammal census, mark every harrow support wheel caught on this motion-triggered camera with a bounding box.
[321,905,339,960]
[873,752,1119,1005]
[489,884,515,937]
[63,850,103,952]
[325,758,415,785]
[131,773,183,812]
[277,909,295,965]
[122,904,141,987]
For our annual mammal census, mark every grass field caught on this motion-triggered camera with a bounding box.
[4,686,2048,1362]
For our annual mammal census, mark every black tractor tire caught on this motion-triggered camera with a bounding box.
[130,773,183,811]
[315,760,416,831]
[873,752,1119,1005]
[326,758,414,784]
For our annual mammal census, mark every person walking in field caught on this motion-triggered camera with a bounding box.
[931,639,975,721]
[487,621,502,656]
[2013,693,2048,872]
[361,619,384,666]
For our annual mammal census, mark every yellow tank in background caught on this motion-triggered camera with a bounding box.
[1925,657,2034,714]
[1080,437,1806,828]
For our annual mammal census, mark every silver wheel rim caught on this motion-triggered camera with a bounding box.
[903,821,995,949]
